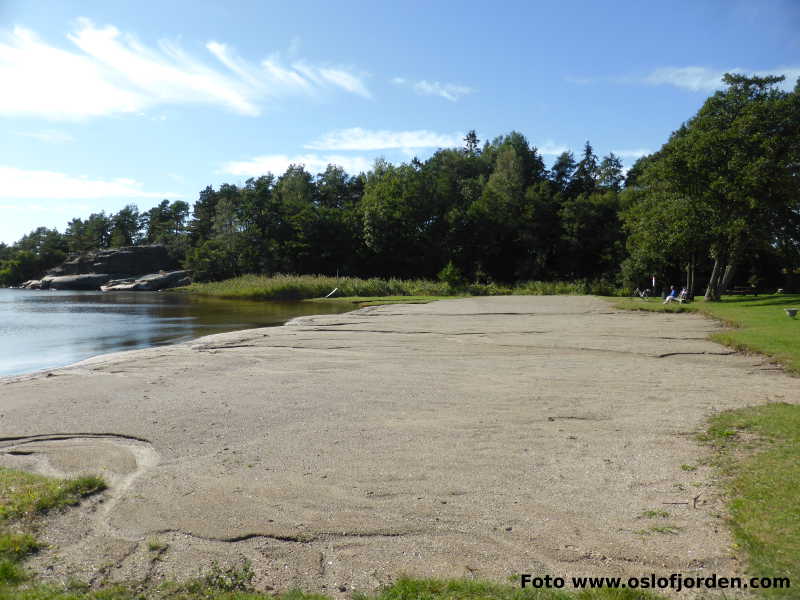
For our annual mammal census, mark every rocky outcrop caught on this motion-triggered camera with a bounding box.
[100,271,191,292]
[47,245,178,278]
[43,274,115,290]
[22,245,192,291]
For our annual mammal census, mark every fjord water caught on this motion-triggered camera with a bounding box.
[0,289,354,377]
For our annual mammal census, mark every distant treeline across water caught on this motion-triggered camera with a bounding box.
[2,74,798,300]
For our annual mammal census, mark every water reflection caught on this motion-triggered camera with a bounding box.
[0,289,354,376]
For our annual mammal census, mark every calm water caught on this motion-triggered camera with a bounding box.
[0,289,354,377]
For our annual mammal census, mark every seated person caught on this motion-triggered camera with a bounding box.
[663,286,678,303]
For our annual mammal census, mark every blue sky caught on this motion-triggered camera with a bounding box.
[1,0,798,244]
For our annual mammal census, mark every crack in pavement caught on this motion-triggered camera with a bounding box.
[655,351,736,358]
[303,328,488,336]
[195,344,257,351]
[155,528,414,545]
[0,432,152,448]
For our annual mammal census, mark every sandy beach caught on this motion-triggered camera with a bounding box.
[1,296,797,594]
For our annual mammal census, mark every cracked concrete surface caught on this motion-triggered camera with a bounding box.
[0,296,797,595]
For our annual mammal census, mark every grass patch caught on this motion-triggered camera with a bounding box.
[0,533,39,562]
[311,295,460,307]
[146,539,167,553]
[0,575,668,600]
[613,293,800,373]
[638,510,670,519]
[177,274,630,302]
[0,469,106,521]
[0,467,106,588]
[177,274,459,301]
[361,577,664,600]
[702,403,800,598]
[646,525,682,535]
[701,294,800,374]
[611,298,699,314]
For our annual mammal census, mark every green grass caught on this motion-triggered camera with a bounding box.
[611,298,700,314]
[638,510,670,519]
[311,295,462,307]
[642,525,682,536]
[0,468,106,521]
[0,467,107,589]
[614,293,800,373]
[0,534,39,562]
[146,538,167,553]
[701,295,800,374]
[702,403,800,598]
[176,274,460,300]
[177,273,630,302]
[0,575,668,600]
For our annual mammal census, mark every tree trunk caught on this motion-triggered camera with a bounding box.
[705,256,721,301]
[688,254,696,297]
[720,263,736,293]
[686,263,690,292]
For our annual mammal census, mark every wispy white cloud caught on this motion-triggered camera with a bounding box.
[644,66,800,92]
[566,66,800,92]
[0,19,371,120]
[392,77,474,102]
[0,165,178,199]
[612,148,652,160]
[222,154,374,177]
[296,62,371,98]
[15,130,74,143]
[306,127,461,151]
[536,141,570,156]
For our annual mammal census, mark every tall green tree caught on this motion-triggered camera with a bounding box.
[109,205,142,247]
[630,73,800,299]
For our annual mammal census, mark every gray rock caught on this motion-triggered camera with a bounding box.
[47,245,177,278]
[101,271,191,292]
[43,274,114,290]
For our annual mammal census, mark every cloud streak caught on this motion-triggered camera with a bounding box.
[536,141,570,156]
[223,154,374,177]
[612,148,652,160]
[392,77,474,101]
[644,66,800,92]
[305,128,462,151]
[0,19,371,120]
[0,165,178,200]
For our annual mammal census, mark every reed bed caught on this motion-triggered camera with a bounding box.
[179,274,627,301]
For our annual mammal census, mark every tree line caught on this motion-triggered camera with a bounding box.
[2,74,798,299]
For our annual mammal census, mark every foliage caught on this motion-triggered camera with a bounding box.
[0,228,67,285]
[623,74,800,300]
[179,273,628,301]
[0,534,40,563]
[5,75,798,296]
[437,261,465,290]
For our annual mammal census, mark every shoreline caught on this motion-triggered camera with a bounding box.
[0,303,364,384]
[2,296,798,596]
[0,289,362,381]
